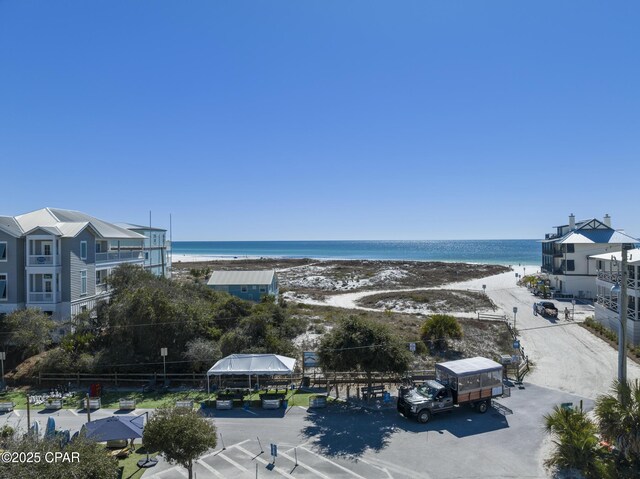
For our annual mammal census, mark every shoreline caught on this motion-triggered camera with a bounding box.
[170,253,540,269]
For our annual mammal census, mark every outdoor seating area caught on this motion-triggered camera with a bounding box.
[360,385,386,400]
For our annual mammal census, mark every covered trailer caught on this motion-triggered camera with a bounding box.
[398,356,504,423]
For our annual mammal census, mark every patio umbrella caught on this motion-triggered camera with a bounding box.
[83,416,143,442]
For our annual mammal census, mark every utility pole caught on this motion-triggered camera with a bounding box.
[619,246,629,384]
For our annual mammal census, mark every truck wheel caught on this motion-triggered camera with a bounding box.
[417,410,431,424]
[477,401,489,414]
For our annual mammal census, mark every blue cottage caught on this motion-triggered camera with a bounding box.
[207,270,279,302]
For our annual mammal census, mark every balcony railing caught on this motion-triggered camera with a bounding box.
[95,251,144,263]
[596,271,638,289]
[96,283,109,294]
[27,255,60,266]
[596,295,636,320]
[28,292,59,303]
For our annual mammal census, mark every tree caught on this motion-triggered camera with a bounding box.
[184,338,221,372]
[3,433,119,479]
[420,314,463,351]
[3,308,55,359]
[318,315,411,395]
[143,407,218,479]
[543,405,606,478]
[595,379,640,469]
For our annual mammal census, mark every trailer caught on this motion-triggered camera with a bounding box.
[397,357,504,423]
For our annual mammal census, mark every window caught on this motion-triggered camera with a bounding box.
[0,273,6,301]
[80,270,87,296]
[240,286,248,293]
[145,252,149,260]
[567,260,575,271]
[566,244,575,253]
[80,241,87,260]
[0,242,6,261]
[259,286,266,293]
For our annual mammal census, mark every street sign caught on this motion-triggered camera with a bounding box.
[513,340,520,349]
[160,348,168,357]
[0,352,5,360]
[409,343,416,352]
[512,306,518,314]
[270,444,278,457]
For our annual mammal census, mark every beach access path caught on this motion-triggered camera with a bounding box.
[289,265,640,400]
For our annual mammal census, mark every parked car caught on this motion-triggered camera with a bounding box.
[535,301,558,318]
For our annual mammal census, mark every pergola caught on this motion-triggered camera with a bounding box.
[206,353,296,394]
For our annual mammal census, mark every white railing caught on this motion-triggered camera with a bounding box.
[597,271,638,289]
[28,292,59,303]
[95,251,143,263]
[596,295,636,320]
[96,283,109,294]
[28,255,59,266]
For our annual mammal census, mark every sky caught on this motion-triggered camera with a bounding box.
[1,1,639,241]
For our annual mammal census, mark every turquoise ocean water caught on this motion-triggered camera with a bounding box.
[172,240,540,266]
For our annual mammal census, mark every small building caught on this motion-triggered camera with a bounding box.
[207,270,279,302]
[590,248,640,346]
[116,223,171,278]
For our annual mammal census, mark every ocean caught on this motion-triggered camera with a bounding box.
[171,240,540,266]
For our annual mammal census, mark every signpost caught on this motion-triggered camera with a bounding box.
[409,342,416,353]
[0,352,5,386]
[512,306,518,332]
[160,348,168,381]
[571,299,576,320]
[270,443,278,463]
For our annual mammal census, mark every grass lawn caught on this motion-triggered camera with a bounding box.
[117,445,158,479]
[0,388,331,410]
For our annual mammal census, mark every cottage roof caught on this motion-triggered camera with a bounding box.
[0,216,23,237]
[115,222,167,232]
[208,270,276,286]
[543,218,638,245]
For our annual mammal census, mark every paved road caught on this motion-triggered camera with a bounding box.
[446,265,640,399]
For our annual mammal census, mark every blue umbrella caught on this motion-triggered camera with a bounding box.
[83,416,143,442]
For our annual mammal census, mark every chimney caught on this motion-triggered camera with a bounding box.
[603,214,611,227]
[569,214,575,230]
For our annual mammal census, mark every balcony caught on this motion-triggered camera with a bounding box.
[596,295,637,320]
[27,255,60,266]
[596,271,639,290]
[96,283,109,294]
[95,251,144,263]
[28,292,59,303]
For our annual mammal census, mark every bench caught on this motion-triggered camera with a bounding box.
[0,402,14,413]
[262,380,290,393]
[119,399,136,411]
[176,400,194,409]
[360,385,385,400]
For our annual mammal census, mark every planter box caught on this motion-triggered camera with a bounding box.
[81,398,101,410]
[261,398,281,409]
[44,399,63,410]
[119,399,136,410]
[176,400,194,409]
[216,399,233,410]
[309,395,327,408]
[0,402,14,412]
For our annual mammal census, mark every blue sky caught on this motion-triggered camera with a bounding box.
[1,1,639,240]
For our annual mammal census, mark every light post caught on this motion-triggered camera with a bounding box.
[513,306,518,333]
[610,245,630,386]
[571,299,576,321]
[160,348,168,381]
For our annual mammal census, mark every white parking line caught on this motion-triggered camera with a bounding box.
[68,409,78,416]
[235,445,296,478]
[12,410,19,417]
[218,451,249,472]
[197,458,226,478]
[300,447,367,479]
[279,451,331,479]
[364,456,433,479]
[201,439,250,460]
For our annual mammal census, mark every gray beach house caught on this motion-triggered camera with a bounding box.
[207,270,279,302]
[0,208,169,330]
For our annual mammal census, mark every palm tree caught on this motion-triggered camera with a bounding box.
[543,404,605,478]
[595,379,640,465]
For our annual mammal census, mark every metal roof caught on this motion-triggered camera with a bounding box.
[208,270,276,286]
[558,229,638,245]
[590,248,640,265]
[0,216,23,237]
[435,357,502,377]
[115,222,167,232]
[13,208,145,239]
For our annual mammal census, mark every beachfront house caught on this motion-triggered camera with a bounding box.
[116,223,171,278]
[207,270,279,302]
[590,248,640,346]
[541,214,638,299]
[0,208,167,331]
